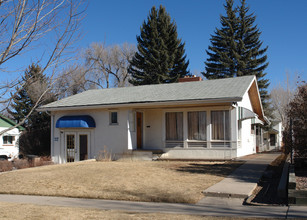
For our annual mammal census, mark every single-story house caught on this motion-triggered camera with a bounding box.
[263,121,283,151]
[39,75,267,164]
[0,114,24,160]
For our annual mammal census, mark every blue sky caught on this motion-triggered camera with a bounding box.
[2,0,307,90]
[77,0,307,89]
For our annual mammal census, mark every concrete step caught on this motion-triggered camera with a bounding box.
[289,189,307,205]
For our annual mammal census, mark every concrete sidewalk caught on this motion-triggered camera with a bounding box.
[203,152,281,199]
[0,194,306,218]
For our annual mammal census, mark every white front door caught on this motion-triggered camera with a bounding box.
[65,132,90,163]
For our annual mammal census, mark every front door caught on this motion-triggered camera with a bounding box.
[65,132,90,163]
[136,112,143,149]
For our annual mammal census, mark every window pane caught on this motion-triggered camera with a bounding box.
[111,112,118,124]
[211,110,230,140]
[166,112,183,141]
[3,136,13,144]
[270,134,276,146]
[225,111,230,140]
[188,111,206,140]
[238,120,242,140]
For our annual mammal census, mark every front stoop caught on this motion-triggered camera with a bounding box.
[118,150,164,161]
[289,189,307,205]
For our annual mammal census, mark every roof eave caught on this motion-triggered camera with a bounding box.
[38,97,242,112]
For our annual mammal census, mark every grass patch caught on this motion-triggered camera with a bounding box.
[0,160,243,204]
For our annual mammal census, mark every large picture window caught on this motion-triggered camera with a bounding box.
[211,110,230,140]
[165,112,183,141]
[188,111,206,140]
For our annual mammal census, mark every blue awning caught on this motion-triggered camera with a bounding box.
[56,115,96,128]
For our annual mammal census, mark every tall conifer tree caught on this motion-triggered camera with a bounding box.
[203,0,270,115]
[204,0,238,79]
[9,64,56,155]
[236,0,270,112]
[129,5,189,85]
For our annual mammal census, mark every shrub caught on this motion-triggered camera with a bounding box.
[0,160,13,172]
[96,146,114,162]
[13,159,31,169]
[34,156,54,167]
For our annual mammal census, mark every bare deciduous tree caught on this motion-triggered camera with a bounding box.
[84,42,136,89]
[0,0,86,135]
[54,64,91,98]
[270,72,299,126]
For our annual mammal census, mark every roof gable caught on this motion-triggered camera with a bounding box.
[0,115,25,131]
[246,79,265,122]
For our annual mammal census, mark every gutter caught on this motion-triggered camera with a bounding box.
[37,97,243,112]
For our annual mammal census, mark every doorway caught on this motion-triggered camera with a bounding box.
[65,132,90,162]
[136,112,143,149]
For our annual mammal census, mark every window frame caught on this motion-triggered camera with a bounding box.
[109,111,118,125]
[165,112,183,141]
[3,135,14,145]
[187,111,207,141]
[211,110,230,141]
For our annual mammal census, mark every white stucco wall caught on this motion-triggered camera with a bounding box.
[236,91,257,157]
[273,122,283,149]
[143,109,163,149]
[0,127,21,160]
[51,109,129,163]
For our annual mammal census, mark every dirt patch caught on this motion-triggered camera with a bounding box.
[248,154,288,205]
[296,170,307,190]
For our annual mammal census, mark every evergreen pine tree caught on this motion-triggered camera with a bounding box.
[8,87,32,124]
[128,5,189,85]
[203,0,271,116]
[204,0,238,79]
[8,64,56,155]
[236,0,270,115]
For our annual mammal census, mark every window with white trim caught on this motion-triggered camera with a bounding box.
[238,120,242,140]
[165,112,183,141]
[211,110,230,140]
[3,136,14,145]
[110,112,118,125]
[188,111,207,140]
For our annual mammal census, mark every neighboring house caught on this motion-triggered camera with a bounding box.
[39,75,267,164]
[263,121,283,151]
[0,115,24,160]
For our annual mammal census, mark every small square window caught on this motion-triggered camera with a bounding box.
[110,112,118,125]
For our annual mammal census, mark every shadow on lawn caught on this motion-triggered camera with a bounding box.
[176,162,244,177]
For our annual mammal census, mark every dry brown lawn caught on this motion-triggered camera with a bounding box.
[0,202,273,220]
[0,160,243,204]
